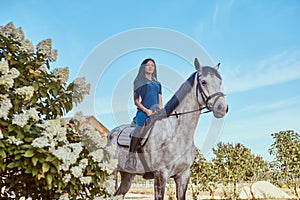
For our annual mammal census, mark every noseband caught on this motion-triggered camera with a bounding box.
[196,73,226,111]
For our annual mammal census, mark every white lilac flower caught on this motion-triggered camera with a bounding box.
[0,61,9,74]
[0,94,12,120]
[81,124,103,149]
[59,163,70,171]
[79,158,88,169]
[6,136,23,146]
[72,112,86,124]
[0,67,20,89]
[52,67,69,83]
[100,160,117,175]
[69,142,83,156]
[12,113,28,127]
[27,107,40,121]
[0,129,3,139]
[105,144,117,156]
[11,27,24,43]
[50,146,70,161]
[31,136,49,148]
[104,180,115,194]
[89,149,104,163]
[56,127,67,143]
[70,166,82,178]
[14,86,34,101]
[20,39,34,54]
[79,176,92,185]
[73,77,90,95]
[49,49,57,62]
[50,145,80,171]
[0,22,14,38]
[0,74,14,88]
[36,39,52,57]
[38,65,48,73]
[59,193,69,200]
[62,173,71,183]
[9,68,20,79]
[41,119,64,137]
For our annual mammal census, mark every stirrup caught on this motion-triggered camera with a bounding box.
[124,155,137,171]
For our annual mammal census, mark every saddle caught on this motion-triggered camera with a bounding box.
[116,125,134,147]
[116,111,165,148]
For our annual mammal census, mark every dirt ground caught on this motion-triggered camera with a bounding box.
[123,181,298,200]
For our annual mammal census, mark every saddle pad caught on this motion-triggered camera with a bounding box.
[117,126,134,147]
[116,125,150,148]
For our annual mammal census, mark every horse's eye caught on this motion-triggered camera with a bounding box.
[201,80,207,85]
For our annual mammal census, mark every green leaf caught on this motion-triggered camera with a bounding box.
[31,95,38,104]
[24,137,33,143]
[8,124,15,132]
[40,88,47,98]
[32,167,38,176]
[14,154,22,160]
[24,149,35,157]
[16,131,24,140]
[24,125,31,132]
[25,166,32,174]
[7,162,15,168]
[0,140,5,148]
[42,163,50,173]
[45,155,55,162]
[50,166,57,174]
[33,81,39,90]
[32,157,38,166]
[46,174,53,188]
[0,149,6,158]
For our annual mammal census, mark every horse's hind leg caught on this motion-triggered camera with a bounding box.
[114,171,135,196]
[174,170,190,200]
[154,171,168,200]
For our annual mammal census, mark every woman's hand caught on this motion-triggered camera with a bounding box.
[144,109,153,116]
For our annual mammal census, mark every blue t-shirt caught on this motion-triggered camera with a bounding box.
[135,80,162,111]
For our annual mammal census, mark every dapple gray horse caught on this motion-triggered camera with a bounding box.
[107,58,228,199]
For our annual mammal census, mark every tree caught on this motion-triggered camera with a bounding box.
[212,142,267,200]
[243,155,268,199]
[269,130,300,199]
[0,22,119,199]
[190,148,219,200]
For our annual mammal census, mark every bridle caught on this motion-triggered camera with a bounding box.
[169,72,225,118]
[196,72,226,112]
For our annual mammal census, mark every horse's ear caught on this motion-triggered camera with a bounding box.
[214,63,221,70]
[194,58,202,73]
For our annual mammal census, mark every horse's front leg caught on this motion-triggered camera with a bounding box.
[114,171,135,196]
[154,171,168,200]
[174,169,190,200]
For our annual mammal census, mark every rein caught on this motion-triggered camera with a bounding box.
[168,106,211,118]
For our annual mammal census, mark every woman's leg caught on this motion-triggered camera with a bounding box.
[124,111,147,171]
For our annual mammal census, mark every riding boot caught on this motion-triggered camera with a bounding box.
[124,126,143,171]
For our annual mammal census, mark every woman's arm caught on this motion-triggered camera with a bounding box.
[158,94,162,109]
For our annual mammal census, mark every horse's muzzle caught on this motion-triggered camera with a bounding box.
[213,103,228,118]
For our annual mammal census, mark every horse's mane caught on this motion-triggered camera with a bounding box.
[164,67,221,116]
[164,72,197,116]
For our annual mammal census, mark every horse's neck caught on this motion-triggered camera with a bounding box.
[171,83,201,138]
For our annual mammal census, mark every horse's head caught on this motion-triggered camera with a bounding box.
[194,58,228,118]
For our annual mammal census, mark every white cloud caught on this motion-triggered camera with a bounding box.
[223,50,300,93]
[239,95,300,114]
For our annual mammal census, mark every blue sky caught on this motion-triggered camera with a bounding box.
[2,0,300,161]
